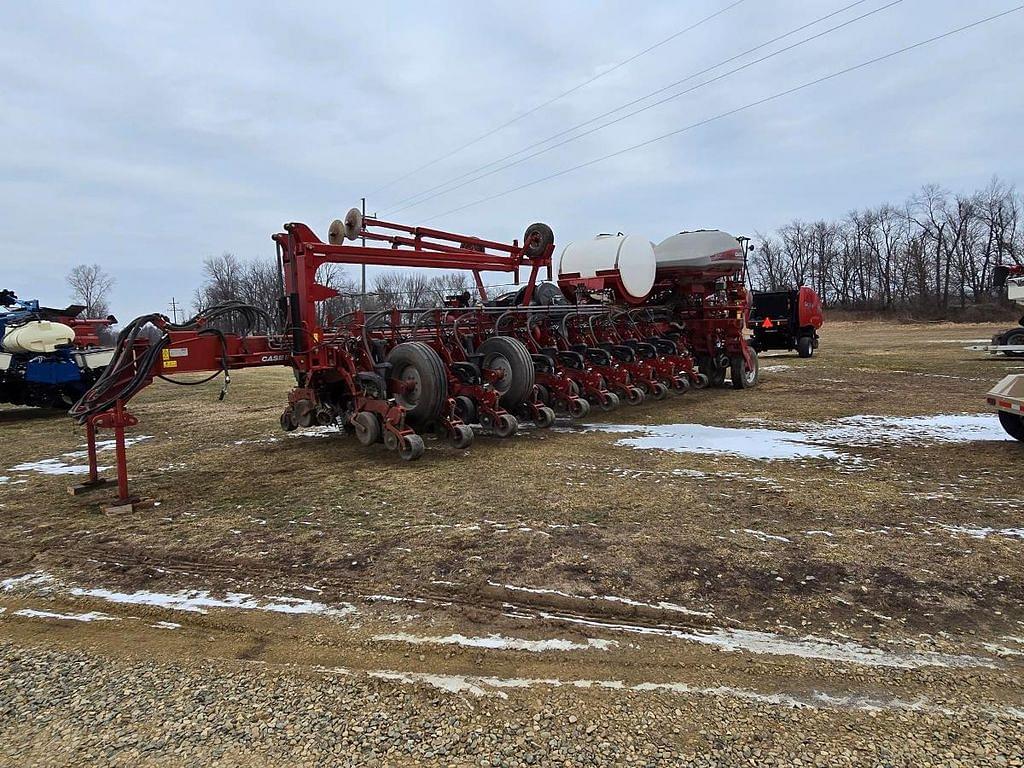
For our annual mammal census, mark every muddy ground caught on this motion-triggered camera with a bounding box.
[2,320,1023,766]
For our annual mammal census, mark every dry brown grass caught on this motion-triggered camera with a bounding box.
[1,320,1022,641]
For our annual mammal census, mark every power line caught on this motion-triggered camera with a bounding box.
[368,0,747,200]
[384,0,874,213]
[386,0,898,216]
[419,5,1023,225]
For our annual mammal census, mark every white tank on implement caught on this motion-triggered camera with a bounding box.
[2,320,76,353]
[558,234,656,302]
[654,230,744,277]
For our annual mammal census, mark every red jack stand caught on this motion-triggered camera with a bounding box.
[67,400,154,513]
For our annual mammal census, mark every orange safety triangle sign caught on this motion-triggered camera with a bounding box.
[762,317,774,329]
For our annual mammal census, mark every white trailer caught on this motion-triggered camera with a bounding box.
[987,375,1024,440]
[984,266,1024,438]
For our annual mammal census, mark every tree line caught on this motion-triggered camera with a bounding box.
[749,177,1021,316]
[65,177,1022,325]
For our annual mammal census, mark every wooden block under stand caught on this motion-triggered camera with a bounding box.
[67,478,112,496]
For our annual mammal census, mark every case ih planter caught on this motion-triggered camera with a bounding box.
[68,213,764,509]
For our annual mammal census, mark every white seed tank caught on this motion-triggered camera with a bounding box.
[2,320,76,354]
[558,234,656,302]
[654,230,744,278]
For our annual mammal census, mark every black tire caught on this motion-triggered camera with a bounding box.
[731,351,759,390]
[797,335,814,358]
[522,222,554,260]
[451,424,475,449]
[353,411,381,446]
[478,336,535,408]
[386,342,448,426]
[493,412,518,438]
[280,410,297,432]
[454,394,477,424]
[398,434,425,461]
[535,406,556,428]
[696,354,726,387]
[568,397,590,419]
[599,392,620,411]
[293,399,315,428]
[1001,328,1024,358]
[998,410,1024,441]
[624,386,645,405]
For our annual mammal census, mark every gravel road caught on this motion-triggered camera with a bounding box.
[3,640,1023,768]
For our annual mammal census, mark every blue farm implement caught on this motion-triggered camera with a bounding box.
[0,290,115,409]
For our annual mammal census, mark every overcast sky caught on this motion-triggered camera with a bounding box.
[2,0,1022,319]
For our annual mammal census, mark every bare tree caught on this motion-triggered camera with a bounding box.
[317,264,360,325]
[66,263,115,317]
[750,177,1022,317]
[193,252,244,312]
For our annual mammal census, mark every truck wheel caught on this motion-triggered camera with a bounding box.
[731,352,759,389]
[1001,328,1024,358]
[797,335,814,358]
[387,342,448,426]
[479,336,535,408]
[998,410,1024,441]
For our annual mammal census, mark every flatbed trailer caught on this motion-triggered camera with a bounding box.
[965,343,1024,356]
[986,374,1024,440]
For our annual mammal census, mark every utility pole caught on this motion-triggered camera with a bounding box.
[168,297,182,324]
[360,197,367,307]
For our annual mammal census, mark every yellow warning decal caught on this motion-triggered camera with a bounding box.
[162,349,171,361]
[163,360,177,369]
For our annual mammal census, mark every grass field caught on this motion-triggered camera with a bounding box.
[2,320,1023,766]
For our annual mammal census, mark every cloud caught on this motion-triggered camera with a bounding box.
[0,0,1020,318]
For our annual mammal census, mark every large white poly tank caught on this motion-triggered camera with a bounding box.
[654,230,744,277]
[558,234,656,302]
[2,320,76,353]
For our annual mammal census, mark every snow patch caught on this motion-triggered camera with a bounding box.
[8,459,108,476]
[493,582,713,618]
[1,573,54,592]
[13,608,118,623]
[287,425,342,439]
[587,413,1008,462]
[342,667,964,714]
[940,525,1024,541]
[68,586,356,618]
[733,529,791,544]
[373,632,616,652]
[587,423,847,461]
[61,436,152,460]
[537,614,995,669]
